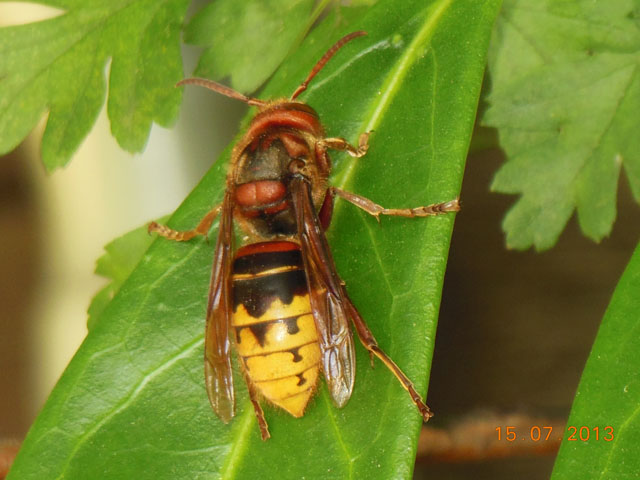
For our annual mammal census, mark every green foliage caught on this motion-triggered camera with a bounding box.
[6,0,500,478]
[87,218,166,330]
[0,0,321,170]
[484,0,640,250]
[184,0,317,93]
[0,0,190,170]
[552,241,640,479]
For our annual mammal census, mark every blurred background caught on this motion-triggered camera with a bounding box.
[1,4,640,480]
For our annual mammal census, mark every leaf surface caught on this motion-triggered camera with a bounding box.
[552,241,640,479]
[8,1,500,478]
[484,0,640,250]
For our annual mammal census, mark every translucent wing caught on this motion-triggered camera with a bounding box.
[291,177,355,407]
[204,190,235,422]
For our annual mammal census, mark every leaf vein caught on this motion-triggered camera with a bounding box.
[321,389,354,478]
[500,10,551,64]
[55,337,203,479]
[333,0,454,191]
[219,404,254,480]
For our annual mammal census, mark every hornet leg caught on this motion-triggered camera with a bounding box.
[148,204,222,241]
[331,188,459,221]
[344,297,433,422]
[318,131,371,158]
[247,382,270,441]
[319,187,459,230]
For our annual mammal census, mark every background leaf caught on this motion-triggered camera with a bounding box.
[184,0,318,93]
[0,0,189,170]
[7,0,500,478]
[552,241,640,479]
[484,0,640,250]
[87,218,166,330]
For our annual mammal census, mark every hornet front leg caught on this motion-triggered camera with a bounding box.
[148,204,222,242]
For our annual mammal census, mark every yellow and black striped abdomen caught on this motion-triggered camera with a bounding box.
[231,241,320,417]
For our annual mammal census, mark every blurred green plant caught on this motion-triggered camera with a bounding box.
[485,0,640,251]
[552,241,640,480]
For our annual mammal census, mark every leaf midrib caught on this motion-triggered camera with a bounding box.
[332,0,453,192]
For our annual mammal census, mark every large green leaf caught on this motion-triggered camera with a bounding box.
[484,0,640,250]
[552,241,640,479]
[8,1,500,478]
